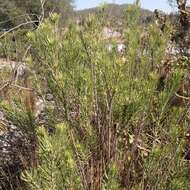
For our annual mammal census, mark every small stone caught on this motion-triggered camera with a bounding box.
[46,93,54,101]
[0,111,4,120]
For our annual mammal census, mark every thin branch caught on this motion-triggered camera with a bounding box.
[69,130,88,190]
[175,92,190,100]
[0,81,10,91]
[177,100,190,124]
[38,0,46,27]
[0,14,40,25]
[0,20,39,39]
[11,84,33,91]
[22,45,32,61]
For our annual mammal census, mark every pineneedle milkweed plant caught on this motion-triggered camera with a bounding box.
[22,123,82,190]
[21,1,190,190]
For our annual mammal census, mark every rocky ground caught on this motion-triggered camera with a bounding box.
[0,109,36,189]
[0,59,37,189]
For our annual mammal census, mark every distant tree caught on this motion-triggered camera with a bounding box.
[13,0,74,19]
[0,0,23,29]
[0,0,74,29]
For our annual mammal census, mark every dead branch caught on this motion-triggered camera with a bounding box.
[0,20,39,39]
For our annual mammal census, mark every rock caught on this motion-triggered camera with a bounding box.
[46,93,54,101]
[0,111,36,189]
[35,97,45,118]
[0,111,4,120]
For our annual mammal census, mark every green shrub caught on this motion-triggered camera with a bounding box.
[22,123,82,190]
[1,1,190,190]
